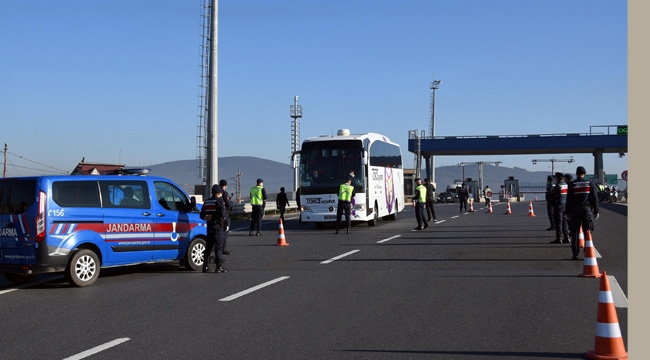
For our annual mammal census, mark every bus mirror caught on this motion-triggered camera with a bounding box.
[361,157,367,165]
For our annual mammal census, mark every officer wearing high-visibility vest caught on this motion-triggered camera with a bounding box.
[483,185,492,207]
[249,178,267,236]
[412,178,428,230]
[335,176,356,234]
[200,184,228,273]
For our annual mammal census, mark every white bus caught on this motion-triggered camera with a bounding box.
[298,129,404,227]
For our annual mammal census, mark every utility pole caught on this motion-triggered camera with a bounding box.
[532,157,575,175]
[3,143,6,178]
[457,161,502,195]
[205,0,219,197]
[290,95,303,192]
[428,74,441,182]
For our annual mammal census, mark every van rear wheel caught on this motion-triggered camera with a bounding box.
[185,238,206,271]
[5,273,35,285]
[66,249,100,287]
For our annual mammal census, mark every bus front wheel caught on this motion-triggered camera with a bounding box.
[368,203,379,226]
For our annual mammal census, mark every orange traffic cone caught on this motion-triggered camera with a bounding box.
[527,201,536,217]
[276,218,289,246]
[468,200,475,212]
[579,230,601,278]
[487,203,493,213]
[586,271,628,360]
[504,202,512,215]
[579,227,585,248]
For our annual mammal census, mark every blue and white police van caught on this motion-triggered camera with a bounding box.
[0,172,209,287]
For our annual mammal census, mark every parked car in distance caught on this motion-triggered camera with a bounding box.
[437,192,454,203]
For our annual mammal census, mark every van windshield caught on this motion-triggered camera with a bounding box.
[0,179,36,215]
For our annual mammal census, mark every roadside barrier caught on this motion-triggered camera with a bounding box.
[585,271,628,359]
[527,201,536,217]
[276,218,289,246]
[579,230,601,278]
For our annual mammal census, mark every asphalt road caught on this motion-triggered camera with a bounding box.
[0,200,628,360]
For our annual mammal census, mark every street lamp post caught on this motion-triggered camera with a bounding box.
[429,76,441,182]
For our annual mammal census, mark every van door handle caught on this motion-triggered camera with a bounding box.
[156,213,166,217]
[142,212,152,216]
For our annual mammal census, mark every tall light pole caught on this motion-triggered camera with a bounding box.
[290,95,303,192]
[205,0,219,197]
[429,75,441,182]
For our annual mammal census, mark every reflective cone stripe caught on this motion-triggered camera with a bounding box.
[579,231,601,278]
[276,218,289,246]
[585,271,628,360]
[527,201,536,217]
[579,227,585,248]
[504,202,512,214]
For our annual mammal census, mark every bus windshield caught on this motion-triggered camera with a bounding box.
[300,140,364,195]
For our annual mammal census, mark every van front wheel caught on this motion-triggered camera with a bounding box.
[185,238,206,271]
[66,249,100,287]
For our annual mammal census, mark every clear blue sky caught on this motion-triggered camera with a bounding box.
[1,0,628,180]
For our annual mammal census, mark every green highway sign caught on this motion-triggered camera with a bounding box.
[617,125,628,135]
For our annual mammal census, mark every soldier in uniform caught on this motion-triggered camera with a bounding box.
[219,179,233,255]
[200,184,228,273]
[545,175,555,231]
[458,182,469,213]
[550,172,569,244]
[567,166,599,260]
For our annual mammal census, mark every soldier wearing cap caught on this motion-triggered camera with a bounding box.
[219,179,233,255]
[545,175,555,231]
[411,178,428,230]
[566,166,599,260]
[335,176,356,234]
[200,184,228,273]
[249,178,267,236]
[549,172,569,244]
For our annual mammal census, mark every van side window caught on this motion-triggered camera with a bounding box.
[99,180,150,209]
[154,181,188,211]
[52,181,101,208]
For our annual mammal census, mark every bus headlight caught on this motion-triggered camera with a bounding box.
[302,206,312,212]
[354,204,365,211]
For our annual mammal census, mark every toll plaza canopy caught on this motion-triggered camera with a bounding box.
[407,125,628,181]
[408,126,627,156]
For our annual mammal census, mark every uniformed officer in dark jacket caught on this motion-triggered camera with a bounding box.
[567,166,599,260]
[200,184,228,273]
[545,175,555,231]
[458,183,469,213]
[550,172,569,244]
[219,179,233,255]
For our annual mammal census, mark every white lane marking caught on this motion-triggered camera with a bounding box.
[594,247,602,259]
[219,276,290,302]
[320,250,360,265]
[62,338,130,360]
[608,275,628,308]
[0,275,66,296]
[377,235,401,244]
[451,215,460,219]
[434,220,446,224]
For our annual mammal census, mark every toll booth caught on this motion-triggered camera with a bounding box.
[464,178,479,203]
[500,176,523,202]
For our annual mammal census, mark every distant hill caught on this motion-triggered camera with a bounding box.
[147,157,553,198]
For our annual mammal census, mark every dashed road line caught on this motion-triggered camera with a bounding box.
[62,338,130,360]
[377,235,401,244]
[219,276,290,302]
[320,250,360,264]
[608,275,628,308]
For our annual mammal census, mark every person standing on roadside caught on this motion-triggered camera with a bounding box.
[483,185,492,208]
[335,176,355,234]
[424,178,438,222]
[567,166,599,260]
[412,178,428,230]
[545,175,555,231]
[219,179,233,255]
[549,172,569,244]
[249,178,267,236]
[200,184,228,273]
[458,182,469,213]
[276,187,290,222]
